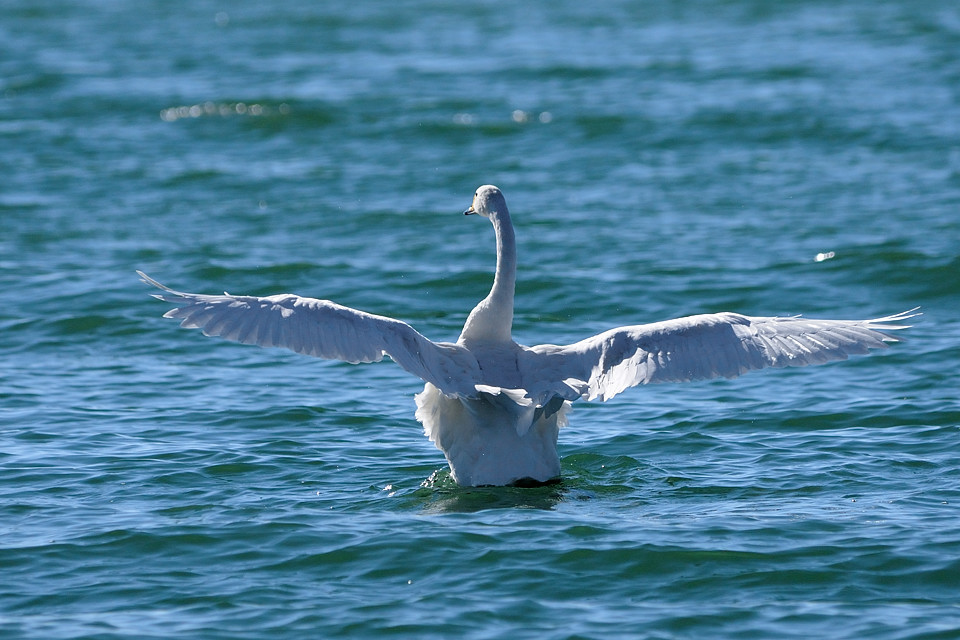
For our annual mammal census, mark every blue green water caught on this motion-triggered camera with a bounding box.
[3,1,960,638]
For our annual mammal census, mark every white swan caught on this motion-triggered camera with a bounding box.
[139,185,917,486]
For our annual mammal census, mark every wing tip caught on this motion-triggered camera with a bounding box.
[866,307,922,342]
[137,269,157,286]
[138,270,200,305]
[137,270,176,294]
[872,306,921,323]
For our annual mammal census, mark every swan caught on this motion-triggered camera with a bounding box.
[139,185,917,487]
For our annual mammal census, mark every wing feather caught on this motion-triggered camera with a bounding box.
[139,271,481,397]
[528,309,918,403]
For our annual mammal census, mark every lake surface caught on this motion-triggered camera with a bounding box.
[2,1,959,638]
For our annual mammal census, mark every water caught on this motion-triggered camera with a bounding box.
[3,0,960,638]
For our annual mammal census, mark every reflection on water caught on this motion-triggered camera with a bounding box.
[159,101,290,122]
[409,469,569,513]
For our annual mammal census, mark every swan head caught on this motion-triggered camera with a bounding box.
[464,185,507,219]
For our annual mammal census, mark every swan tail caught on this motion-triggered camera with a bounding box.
[415,383,567,486]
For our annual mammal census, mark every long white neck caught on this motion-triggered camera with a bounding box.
[459,209,516,344]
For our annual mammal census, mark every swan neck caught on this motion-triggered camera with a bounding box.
[459,209,516,344]
[491,211,517,306]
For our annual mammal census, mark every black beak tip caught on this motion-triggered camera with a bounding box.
[463,208,476,215]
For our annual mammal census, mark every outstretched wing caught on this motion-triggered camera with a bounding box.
[138,271,481,397]
[526,310,918,403]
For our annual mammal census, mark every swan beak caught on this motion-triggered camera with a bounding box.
[464,205,477,215]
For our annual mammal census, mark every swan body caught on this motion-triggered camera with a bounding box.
[140,185,917,486]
